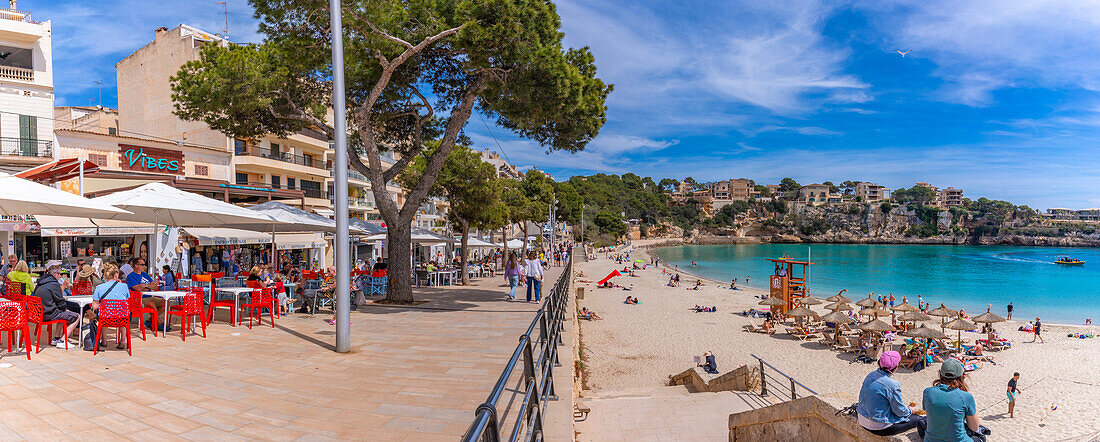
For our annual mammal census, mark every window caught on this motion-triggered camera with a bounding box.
[235,173,248,185]
[270,143,280,155]
[19,115,37,155]
[300,179,321,198]
[286,177,296,190]
[302,153,314,166]
[234,138,248,155]
[194,164,209,176]
[108,127,117,135]
[271,175,281,189]
[0,46,32,70]
[88,153,107,167]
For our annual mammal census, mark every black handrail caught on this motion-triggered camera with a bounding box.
[462,252,572,442]
[750,353,817,401]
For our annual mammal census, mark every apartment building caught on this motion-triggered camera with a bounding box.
[914,182,964,207]
[799,184,831,206]
[0,2,53,173]
[115,25,333,213]
[854,182,889,203]
[480,150,521,179]
[1044,208,1100,222]
[55,105,119,135]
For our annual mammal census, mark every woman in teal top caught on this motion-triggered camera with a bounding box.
[922,359,981,442]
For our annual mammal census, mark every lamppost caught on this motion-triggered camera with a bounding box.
[329,0,351,353]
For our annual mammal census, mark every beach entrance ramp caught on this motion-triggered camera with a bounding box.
[727,393,918,441]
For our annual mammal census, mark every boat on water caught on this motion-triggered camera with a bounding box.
[1055,257,1085,265]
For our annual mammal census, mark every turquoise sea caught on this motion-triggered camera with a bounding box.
[652,244,1100,325]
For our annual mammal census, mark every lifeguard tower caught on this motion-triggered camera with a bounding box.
[766,258,812,314]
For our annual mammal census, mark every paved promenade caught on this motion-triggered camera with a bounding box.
[0,269,559,440]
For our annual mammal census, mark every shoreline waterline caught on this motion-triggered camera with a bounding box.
[642,242,1099,327]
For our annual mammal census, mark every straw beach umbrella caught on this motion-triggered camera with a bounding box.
[859,306,889,319]
[927,303,958,333]
[799,296,824,306]
[945,317,977,347]
[855,295,880,308]
[971,304,1006,330]
[904,324,948,340]
[759,296,787,307]
[897,310,932,323]
[786,306,814,317]
[825,302,853,312]
[827,290,852,304]
[892,297,919,313]
[821,310,853,343]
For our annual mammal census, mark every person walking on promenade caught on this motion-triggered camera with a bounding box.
[504,254,522,301]
[1006,302,1013,320]
[1030,317,1043,343]
[1007,372,1021,418]
[524,251,543,302]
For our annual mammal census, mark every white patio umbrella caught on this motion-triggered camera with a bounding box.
[505,239,525,249]
[0,172,130,218]
[92,183,284,268]
[365,228,459,243]
[457,237,499,248]
[245,201,370,268]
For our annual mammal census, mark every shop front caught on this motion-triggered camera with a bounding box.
[181,228,326,275]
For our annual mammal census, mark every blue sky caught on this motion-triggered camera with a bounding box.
[40,0,1100,209]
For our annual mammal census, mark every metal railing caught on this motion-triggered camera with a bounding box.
[237,146,325,169]
[750,354,817,402]
[0,137,51,157]
[462,254,572,442]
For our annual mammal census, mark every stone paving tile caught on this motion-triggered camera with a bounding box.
[0,271,558,440]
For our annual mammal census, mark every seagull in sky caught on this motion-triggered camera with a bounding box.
[896,49,911,57]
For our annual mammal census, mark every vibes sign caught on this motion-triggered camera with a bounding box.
[119,144,185,175]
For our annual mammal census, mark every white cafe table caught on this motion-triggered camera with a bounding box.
[215,287,255,326]
[65,295,94,343]
[142,291,188,337]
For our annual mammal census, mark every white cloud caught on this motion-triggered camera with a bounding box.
[864,0,1100,106]
[748,125,842,137]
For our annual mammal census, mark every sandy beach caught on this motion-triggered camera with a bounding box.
[576,246,1100,441]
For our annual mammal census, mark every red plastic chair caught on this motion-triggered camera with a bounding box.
[4,281,24,298]
[25,296,68,353]
[167,292,206,341]
[210,272,225,279]
[0,299,31,359]
[245,280,262,289]
[127,291,157,339]
[243,288,276,329]
[72,280,94,297]
[94,299,131,356]
[207,285,237,327]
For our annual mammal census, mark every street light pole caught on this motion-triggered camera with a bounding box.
[329,0,351,353]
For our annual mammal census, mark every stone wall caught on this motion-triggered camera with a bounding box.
[669,365,761,393]
[728,393,916,442]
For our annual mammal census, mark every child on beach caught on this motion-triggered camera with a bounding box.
[1007,372,1021,418]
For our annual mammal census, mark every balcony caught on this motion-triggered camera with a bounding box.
[0,9,36,23]
[0,65,32,82]
[0,137,51,157]
[297,126,330,143]
[237,146,325,169]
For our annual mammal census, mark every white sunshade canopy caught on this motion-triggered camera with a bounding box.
[365,228,458,243]
[183,228,326,250]
[505,239,525,249]
[457,237,501,248]
[34,216,156,236]
[246,201,351,233]
[0,172,130,218]
[91,183,281,226]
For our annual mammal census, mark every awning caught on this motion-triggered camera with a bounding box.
[276,233,326,250]
[182,227,271,246]
[95,218,156,235]
[314,208,334,218]
[34,215,97,237]
[16,158,100,184]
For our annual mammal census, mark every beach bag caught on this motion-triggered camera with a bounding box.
[966,424,991,441]
[82,320,98,351]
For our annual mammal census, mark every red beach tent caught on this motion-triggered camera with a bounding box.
[597,270,621,285]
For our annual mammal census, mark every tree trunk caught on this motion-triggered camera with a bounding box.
[385,222,414,303]
[501,226,508,273]
[519,222,529,255]
[460,221,470,285]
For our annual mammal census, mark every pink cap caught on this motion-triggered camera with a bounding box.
[878,351,901,370]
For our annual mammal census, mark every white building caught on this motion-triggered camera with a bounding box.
[0,1,53,173]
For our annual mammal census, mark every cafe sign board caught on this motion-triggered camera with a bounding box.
[119,144,185,175]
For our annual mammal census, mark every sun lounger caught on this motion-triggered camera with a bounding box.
[744,322,775,334]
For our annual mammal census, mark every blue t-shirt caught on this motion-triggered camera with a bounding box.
[126,271,153,290]
[922,384,977,442]
[93,280,130,302]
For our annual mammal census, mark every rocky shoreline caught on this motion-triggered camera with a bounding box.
[648,234,1100,248]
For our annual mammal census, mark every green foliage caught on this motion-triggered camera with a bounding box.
[892,186,937,204]
[594,211,627,238]
[764,198,788,215]
[553,182,583,225]
[779,177,801,194]
[879,202,894,214]
[753,184,772,197]
[799,217,832,236]
[822,181,839,193]
[658,178,680,194]
[398,145,503,231]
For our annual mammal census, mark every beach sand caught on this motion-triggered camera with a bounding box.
[576,247,1100,441]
